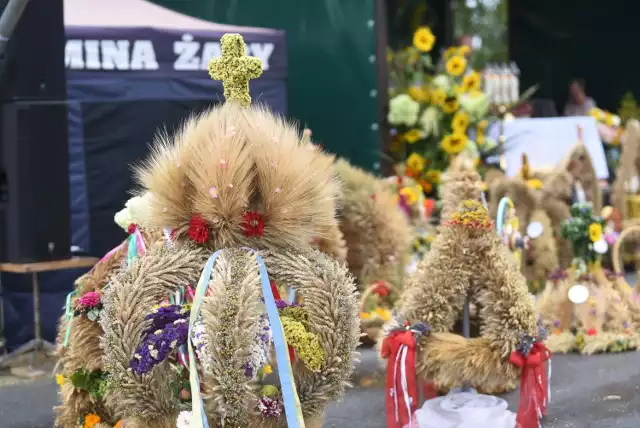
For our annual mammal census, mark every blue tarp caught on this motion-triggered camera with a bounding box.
[1,3,287,350]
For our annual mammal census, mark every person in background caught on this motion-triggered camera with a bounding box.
[564,78,597,116]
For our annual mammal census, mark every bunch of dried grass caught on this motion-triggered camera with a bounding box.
[389,200,537,393]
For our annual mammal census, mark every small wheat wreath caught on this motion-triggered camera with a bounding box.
[100,243,358,428]
[385,200,539,395]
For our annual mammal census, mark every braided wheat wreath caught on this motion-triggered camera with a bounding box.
[97,94,359,427]
[389,200,539,394]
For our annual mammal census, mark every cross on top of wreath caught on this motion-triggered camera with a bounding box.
[208,33,263,107]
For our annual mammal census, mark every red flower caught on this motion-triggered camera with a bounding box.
[188,215,209,243]
[586,328,597,336]
[127,224,137,234]
[76,291,101,310]
[371,281,390,297]
[242,211,264,237]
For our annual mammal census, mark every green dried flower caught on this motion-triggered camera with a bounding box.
[281,316,325,372]
[208,33,262,107]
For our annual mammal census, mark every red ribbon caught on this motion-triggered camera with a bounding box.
[509,342,551,428]
[270,281,296,363]
[381,328,420,428]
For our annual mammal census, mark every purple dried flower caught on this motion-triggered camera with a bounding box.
[537,319,548,341]
[553,320,560,328]
[623,321,630,329]
[130,304,190,375]
[258,396,282,418]
[516,335,535,356]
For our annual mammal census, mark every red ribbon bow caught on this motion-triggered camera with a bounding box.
[381,326,420,428]
[509,342,552,428]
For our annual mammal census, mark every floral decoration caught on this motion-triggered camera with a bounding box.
[241,211,265,237]
[74,291,102,322]
[561,202,607,265]
[130,303,190,375]
[176,410,193,428]
[188,215,209,244]
[277,301,325,372]
[83,413,101,428]
[258,385,283,418]
[387,26,494,199]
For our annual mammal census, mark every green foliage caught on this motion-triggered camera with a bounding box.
[618,92,640,124]
[560,202,605,264]
[69,369,110,400]
[453,0,508,70]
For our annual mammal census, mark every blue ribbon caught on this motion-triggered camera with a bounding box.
[188,249,304,428]
[126,233,137,269]
[496,196,513,237]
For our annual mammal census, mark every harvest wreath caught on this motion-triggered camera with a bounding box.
[54,33,360,428]
[381,200,549,428]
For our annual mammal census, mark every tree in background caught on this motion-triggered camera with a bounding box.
[453,0,508,70]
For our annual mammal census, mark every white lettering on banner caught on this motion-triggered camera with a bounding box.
[248,42,274,71]
[130,41,159,70]
[174,34,201,70]
[64,37,273,72]
[84,40,102,70]
[65,40,85,68]
[101,40,131,70]
[174,34,274,71]
[199,42,221,70]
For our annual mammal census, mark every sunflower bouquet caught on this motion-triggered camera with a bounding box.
[387,26,494,198]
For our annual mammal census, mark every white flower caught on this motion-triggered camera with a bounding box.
[176,410,192,428]
[432,75,451,92]
[387,94,420,126]
[113,192,153,231]
[419,106,441,138]
[612,115,621,127]
[459,92,489,122]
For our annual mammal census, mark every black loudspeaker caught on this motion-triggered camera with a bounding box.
[0,101,70,262]
[0,0,66,100]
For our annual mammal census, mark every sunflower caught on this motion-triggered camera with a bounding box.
[462,71,481,92]
[443,97,460,114]
[431,88,447,106]
[403,129,422,144]
[408,86,430,102]
[413,27,436,52]
[458,45,471,56]
[444,46,458,58]
[440,133,468,154]
[425,169,441,184]
[407,152,427,172]
[446,56,467,77]
[589,223,603,242]
[451,110,469,133]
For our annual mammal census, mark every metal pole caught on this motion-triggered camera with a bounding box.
[30,271,40,368]
[0,0,31,58]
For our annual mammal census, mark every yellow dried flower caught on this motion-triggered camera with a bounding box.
[281,316,325,372]
[208,34,263,107]
[263,364,273,375]
[55,374,66,386]
[408,86,430,102]
[425,169,441,184]
[431,88,447,106]
[403,129,423,144]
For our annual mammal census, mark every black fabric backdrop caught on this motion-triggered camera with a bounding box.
[82,99,216,256]
[509,0,640,113]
